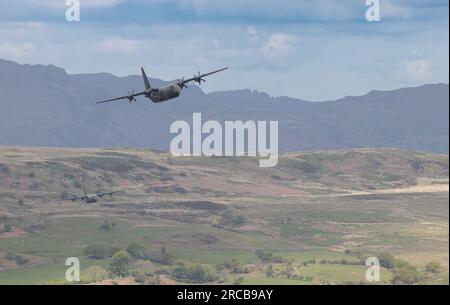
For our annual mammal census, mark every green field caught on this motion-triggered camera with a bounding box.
[0,258,111,285]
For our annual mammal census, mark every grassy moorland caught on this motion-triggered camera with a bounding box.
[0,146,448,285]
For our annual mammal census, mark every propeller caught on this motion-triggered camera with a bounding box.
[193,71,206,85]
[127,90,137,103]
[177,77,188,89]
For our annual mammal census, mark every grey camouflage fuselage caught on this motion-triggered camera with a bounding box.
[148,84,182,103]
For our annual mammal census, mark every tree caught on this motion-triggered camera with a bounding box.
[378,252,396,269]
[230,258,241,273]
[425,261,442,274]
[148,247,174,265]
[171,262,218,283]
[106,246,122,258]
[84,244,107,259]
[255,250,273,262]
[126,243,148,260]
[160,247,174,265]
[265,265,275,278]
[272,256,286,263]
[109,250,131,277]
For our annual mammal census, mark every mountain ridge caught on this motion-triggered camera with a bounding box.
[0,59,448,153]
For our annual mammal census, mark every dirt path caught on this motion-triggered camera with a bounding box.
[346,178,449,196]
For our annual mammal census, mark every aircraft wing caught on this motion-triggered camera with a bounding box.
[67,195,87,202]
[180,67,228,86]
[95,91,147,104]
[97,191,119,198]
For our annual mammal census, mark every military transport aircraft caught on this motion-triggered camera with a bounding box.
[67,184,118,204]
[95,67,228,104]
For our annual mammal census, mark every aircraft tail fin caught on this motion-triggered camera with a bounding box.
[83,184,87,196]
[141,67,151,90]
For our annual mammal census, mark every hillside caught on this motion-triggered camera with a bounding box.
[0,146,448,198]
[0,59,448,153]
[0,147,448,284]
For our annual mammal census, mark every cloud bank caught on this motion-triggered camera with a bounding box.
[0,0,447,100]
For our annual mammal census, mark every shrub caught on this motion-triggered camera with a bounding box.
[425,261,442,274]
[378,252,396,269]
[84,266,108,282]
[3,224,12,233]
[134,273,147,284]
[15,255,29,265]
[392,261,421,285]
[4,253,28,265]
[148,247,174,265]
[99,220,114,231]
[106,246,122,258]
[255,250,273,262]
[272,256,286,263]
[126,243,148,260]
[60,190,69,199]
[233,277,244,285]
[145,275,161,285]
[64,173,75,180]
[84,244,107,259]
[171,262,218,283]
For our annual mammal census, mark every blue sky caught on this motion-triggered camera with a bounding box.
[0,0,448,100]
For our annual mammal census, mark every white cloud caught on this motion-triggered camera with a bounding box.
[81,0,124,8]
[172,0,360,20]
[4,21,45,29]
[403,59,432,81]
[261,33,297,59]
[3,0,124,9]
[246,26,258,42]
[382,1,415,19]
[94,36,140,54]
[0,42,34,61]
[0,0,447,23]
[145,0,447,21]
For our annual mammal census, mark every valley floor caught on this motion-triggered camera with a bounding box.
[0,146,448,285]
